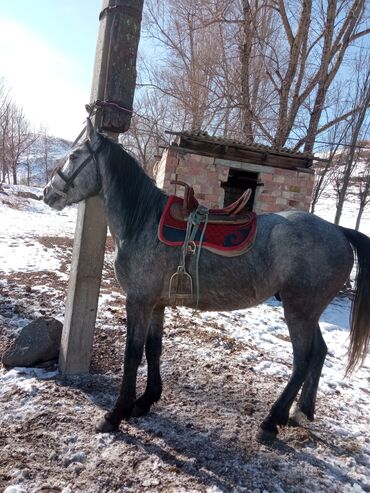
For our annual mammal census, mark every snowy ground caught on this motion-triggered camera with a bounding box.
[0,184,369,493]
[314,183,370,233]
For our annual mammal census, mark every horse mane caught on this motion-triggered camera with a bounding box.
[102,136,166,239]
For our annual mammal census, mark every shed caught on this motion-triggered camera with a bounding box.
[155,132,315,213]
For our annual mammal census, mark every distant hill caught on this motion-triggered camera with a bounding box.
[18,135,71,186]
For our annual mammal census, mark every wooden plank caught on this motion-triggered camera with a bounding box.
[215,158,275,174]
[296,166,315,175]
[177,136,312,169]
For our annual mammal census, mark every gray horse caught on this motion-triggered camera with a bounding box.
[43,120,370,441]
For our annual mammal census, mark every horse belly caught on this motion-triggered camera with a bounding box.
[170,260,277,312]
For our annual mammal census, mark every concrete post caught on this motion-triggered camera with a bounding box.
[59,0,143,374]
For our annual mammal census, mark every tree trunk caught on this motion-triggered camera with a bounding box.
[12,163,17,185]
[26,156,30,185]
[355,205,364,230]
[334,82,370,225]
[310,160,332,213]
[275,0,312,148]
[334,180,346,224]
[44,135,49,183]
[240,1,254,143]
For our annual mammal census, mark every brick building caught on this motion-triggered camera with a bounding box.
[155,132,315,213]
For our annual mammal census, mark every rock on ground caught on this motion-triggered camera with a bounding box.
[2,317,62,368]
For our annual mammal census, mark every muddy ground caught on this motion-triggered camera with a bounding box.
[0,234,369,493]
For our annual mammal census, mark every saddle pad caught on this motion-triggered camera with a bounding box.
[158,196,257,257]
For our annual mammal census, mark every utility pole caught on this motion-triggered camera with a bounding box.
[59,0,144,374]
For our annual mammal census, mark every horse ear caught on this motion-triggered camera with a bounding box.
[86,117,98,143]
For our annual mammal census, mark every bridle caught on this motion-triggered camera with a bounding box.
[50,99,132,200]
[51,139,105,199]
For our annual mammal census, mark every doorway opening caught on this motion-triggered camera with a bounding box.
[222,168,259,211]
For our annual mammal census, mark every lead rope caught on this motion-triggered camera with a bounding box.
[183,205,209,309]
[194,208,209,309]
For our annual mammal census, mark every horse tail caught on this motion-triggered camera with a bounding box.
[340,227,370,374]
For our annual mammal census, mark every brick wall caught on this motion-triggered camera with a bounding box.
[154,148,314,212]
[256,168,314,213]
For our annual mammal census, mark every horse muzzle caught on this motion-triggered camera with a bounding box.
[43,183,67,210]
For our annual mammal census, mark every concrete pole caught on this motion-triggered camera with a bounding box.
[59,0,143,374]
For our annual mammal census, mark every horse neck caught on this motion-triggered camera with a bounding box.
[99,142,165,241]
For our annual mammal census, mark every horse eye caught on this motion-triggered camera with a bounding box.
[69,151,80,161]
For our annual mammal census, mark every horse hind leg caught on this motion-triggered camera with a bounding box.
[291,325,327,423]
[258,310,317,441]
[133,306,164,417]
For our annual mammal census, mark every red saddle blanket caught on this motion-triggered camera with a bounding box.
[158,196,257,257]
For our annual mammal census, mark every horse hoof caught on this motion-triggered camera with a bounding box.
[256,427,278,443]
[132,404,149,418]
[132,397,151,417]
[288,417,300,427]
[95,416,119,433]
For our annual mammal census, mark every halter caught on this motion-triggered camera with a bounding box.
[51,140,105,199]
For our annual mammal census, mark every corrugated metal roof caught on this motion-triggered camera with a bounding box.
[173,131,314,159]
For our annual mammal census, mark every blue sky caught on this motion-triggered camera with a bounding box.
[0,0,103,139]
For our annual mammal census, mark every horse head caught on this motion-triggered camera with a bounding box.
[43,119,105,210]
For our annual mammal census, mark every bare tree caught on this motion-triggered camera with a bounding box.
[0,78,11,123]
[237,0,370,151]
[310,98,353,213]
[0,80,12,182]
[0,79,37,184]
[120,90,172,174]
[141,0,370,153]
[311,148,342,214]
[143,0,241,134]
[37,126,52,183]
[333,65,370,224]
[7,104,37,184]
[354,147,370,230]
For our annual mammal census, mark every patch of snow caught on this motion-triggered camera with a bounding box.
[315,184,370,234]
[0,185,76,274]
[4,486,27,493]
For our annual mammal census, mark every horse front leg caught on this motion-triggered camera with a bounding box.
[133,305,164,417]
[96,298,153,433]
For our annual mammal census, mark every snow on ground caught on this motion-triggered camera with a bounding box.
[0,184,77,275]
[314,184,370,234]
[0,186,369,493]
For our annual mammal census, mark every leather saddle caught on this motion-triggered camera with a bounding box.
[170,180,252,224]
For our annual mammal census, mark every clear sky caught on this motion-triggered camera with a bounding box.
[0,0,103,140]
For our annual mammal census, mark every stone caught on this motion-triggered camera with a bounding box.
[2,317,63,368]
[17,191,42,200]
